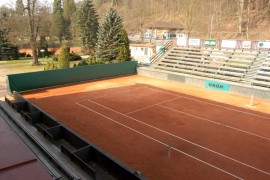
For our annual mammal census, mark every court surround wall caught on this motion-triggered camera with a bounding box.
[6,61,137,94]
[138,67,270,100]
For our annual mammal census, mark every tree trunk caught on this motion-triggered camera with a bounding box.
[140,0,144,42]
[209,14,214,39]
[26,0,39,65]
[246,0,251,39]
[255,0,259,16]
[237,0,244,35]
[30,42,38,65]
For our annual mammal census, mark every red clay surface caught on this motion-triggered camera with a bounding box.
[22,75,270,180]
[0,116,52,180]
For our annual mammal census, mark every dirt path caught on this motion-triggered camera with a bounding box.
[0,76,7,97]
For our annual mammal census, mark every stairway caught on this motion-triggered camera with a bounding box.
[149,40,173,64]
[241,52,267,83]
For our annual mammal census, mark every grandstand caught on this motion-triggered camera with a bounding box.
[151,46,270,88]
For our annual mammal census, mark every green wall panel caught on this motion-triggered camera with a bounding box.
[205,80,230,92]
[6,61,137,94]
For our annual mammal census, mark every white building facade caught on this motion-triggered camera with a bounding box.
[130,44,157,64]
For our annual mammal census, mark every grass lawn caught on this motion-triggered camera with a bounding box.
[0,58,81,76]
[0,57,82,97]
[0,58,47,76]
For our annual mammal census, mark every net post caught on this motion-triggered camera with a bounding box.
[250,95,254,107]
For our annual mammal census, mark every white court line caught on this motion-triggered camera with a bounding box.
[89,87,150,100]
[126,98,270,142]
[145,87,270,120]
[75,86,149,103]
[126,96,181,115]
[75,86,175,103]
[89,86,179,100]
[85,100,270,177]
[158,104,270,142]
[76,102,243,180]
[77,84,270,141]
[75,86,179,104]
[125,86,270,141]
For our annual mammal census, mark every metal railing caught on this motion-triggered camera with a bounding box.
[149,40,173,64]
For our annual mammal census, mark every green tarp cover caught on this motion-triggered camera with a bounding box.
[6,61,137,94]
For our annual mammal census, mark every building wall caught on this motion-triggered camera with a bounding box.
[130,46,155,64]
[138,67,270,100]
[147,29,182,39]
[19,47,82,57]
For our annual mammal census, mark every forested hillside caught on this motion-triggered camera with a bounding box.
[1,0,270,51]
[93,0,270,40]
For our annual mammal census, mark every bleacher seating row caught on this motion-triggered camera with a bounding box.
[252,55,270,87]
[152,46,270,88]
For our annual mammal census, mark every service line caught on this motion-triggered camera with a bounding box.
[76,101,243,180]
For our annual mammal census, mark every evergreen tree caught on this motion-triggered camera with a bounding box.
[116,29,131,61]
[16,0,24,16]
[45,61,58,70]
[76,0,99,53]
[52,0,65,43]
[63,0,76,20]
[58,44,70,68]
[95,8,123,62]
[68,0,76,12]
[0,30,19,60]
[63,0,70,23]
[63,0,76,39]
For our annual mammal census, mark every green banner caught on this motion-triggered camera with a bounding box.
[204,40,216,47]
[6,61,137,94]
[205,80,230,92]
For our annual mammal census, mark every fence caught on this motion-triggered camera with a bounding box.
[6,61,137,94]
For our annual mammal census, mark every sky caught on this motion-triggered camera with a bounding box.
[0,0,81,8]
[0,0,53,8]
[0,0,17,8]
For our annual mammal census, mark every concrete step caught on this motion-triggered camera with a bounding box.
[243,78,254,81]
[247,68,260,71]
[245,74,256,77]
[246,70,256,72]
[245,72,257,75]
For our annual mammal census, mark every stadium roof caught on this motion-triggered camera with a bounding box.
[0,116,52,180]
[148,22,184,30]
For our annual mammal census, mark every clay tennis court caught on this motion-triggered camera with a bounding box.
[22,75,270,180]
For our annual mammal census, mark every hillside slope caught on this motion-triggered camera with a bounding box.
[93,0,270,40]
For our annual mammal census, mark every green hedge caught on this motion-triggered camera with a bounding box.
[6,61,137,94]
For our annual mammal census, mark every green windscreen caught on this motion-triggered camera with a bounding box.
[6,61,137,94]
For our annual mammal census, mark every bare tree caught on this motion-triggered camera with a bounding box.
[237,0,244,36]
[179,0,197,37]
[246,0,251,39]
[139,0,145,41]
[255,0,259,17]
[24,0,40,65]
